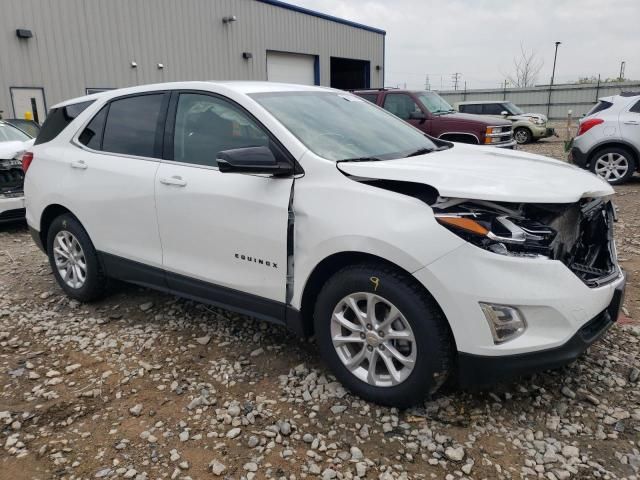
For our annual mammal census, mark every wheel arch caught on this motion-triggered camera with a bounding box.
[297,251,455,346]
[587,141,639,170]
[38,204,77,253]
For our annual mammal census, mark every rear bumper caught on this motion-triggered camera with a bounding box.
[457,272,626,387]
[0,196,25,223]
[568,146,589,168]
[29,226,45,252]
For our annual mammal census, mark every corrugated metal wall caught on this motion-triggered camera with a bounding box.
[0,0,384,117]
[437,81,640,119]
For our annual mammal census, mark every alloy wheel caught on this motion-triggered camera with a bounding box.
[514,129,530,144]
[594,152,629,182]
[330,292,417,387]
[53,230,87,289]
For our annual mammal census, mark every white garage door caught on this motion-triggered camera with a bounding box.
[266,52,316,85]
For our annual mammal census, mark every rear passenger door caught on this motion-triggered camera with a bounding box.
[71,92,168,270]
[155,91,294,309]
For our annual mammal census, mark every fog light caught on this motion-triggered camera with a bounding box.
[479,303,526,344]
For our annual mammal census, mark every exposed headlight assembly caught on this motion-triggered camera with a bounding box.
[435,203,557,257]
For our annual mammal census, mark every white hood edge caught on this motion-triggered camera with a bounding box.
[337,144,614,204]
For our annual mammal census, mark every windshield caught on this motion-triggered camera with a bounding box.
[251,91,437,161]
[415,91,454,114]
[504,102,524,115]
[0,123,31,142]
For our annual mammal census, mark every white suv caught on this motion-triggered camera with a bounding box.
[24,82,626,406]
[569,92,640,184]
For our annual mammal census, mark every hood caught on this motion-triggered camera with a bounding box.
[0,139,34,160]
[510,112,547,123]
[337,143,613,204]
[436,111,510,127]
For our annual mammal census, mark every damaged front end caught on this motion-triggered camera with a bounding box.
[433,197,619,288]
[0,157,25,197]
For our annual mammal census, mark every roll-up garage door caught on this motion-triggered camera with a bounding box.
[266,51,316,85]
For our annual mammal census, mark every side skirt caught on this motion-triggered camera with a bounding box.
[98,252,292,328]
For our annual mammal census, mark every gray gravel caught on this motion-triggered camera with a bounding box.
[1,138,639,479]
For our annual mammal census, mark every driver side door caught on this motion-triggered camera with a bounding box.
[155,91,294,318]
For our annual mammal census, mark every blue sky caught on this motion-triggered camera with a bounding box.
[289,0,639,89]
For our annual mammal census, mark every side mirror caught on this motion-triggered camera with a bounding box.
[501,110,509,116]
[409,111,426,120]
[217,146,292,176]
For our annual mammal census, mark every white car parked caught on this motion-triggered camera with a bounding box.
[24,82,625,406]
[569,92,640,184]
[0,121,35,222]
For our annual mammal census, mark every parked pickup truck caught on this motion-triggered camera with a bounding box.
[455,100,555,144]
[353,88,516,148]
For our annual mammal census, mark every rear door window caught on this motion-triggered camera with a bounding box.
[34,100,94,145]
[355,93,379,104]
[101,94,166,158]
[382,94,422,120]
[460,104,482,114]
[481,103,504,115]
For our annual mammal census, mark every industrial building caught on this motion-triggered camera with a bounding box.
[0,0,385,122]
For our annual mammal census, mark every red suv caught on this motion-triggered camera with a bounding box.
[353,89,516,149]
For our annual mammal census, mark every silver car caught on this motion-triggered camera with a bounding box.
[569,92,640,185]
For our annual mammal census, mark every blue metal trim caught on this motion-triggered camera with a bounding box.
[313,56,320,86]
[256,0,386,35]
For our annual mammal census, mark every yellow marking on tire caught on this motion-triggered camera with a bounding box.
[370,276,380,291]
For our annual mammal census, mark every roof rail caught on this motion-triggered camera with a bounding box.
[347,87,400,92]
[620,91,640,97]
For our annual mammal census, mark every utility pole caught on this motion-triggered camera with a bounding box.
[619,61,626,80]
[547,41,561,117]
[425,75,431,90]
[451,72,461,91]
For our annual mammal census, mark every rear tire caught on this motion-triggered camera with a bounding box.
[590,146,636,185]
[313,263,452,407]
[514,127,532,144]
[46,214,108,302]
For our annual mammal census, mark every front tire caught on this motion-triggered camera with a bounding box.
[313,264,452,407]
[514,127,532,144]
[590,147,636,185]
[46,214,108,302]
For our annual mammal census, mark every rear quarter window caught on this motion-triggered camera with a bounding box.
[34,100,94,145]
[586,100,613,116]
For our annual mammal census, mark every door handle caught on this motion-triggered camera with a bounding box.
[623,120,640,125]
[159,175,187,187]
[70,160,87,170]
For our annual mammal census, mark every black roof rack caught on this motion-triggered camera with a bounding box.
[620,91,640,97]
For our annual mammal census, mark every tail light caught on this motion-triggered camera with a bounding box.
[577,118,604,136]
[21,152,34,173]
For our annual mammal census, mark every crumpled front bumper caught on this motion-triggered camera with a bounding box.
[456,271,625,387]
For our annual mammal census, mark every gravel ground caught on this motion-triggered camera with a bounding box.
[1,136,639,480]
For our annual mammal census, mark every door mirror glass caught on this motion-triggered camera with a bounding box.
[409,111,426,120]
[217,146,292,175]
[501,110,509,116]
